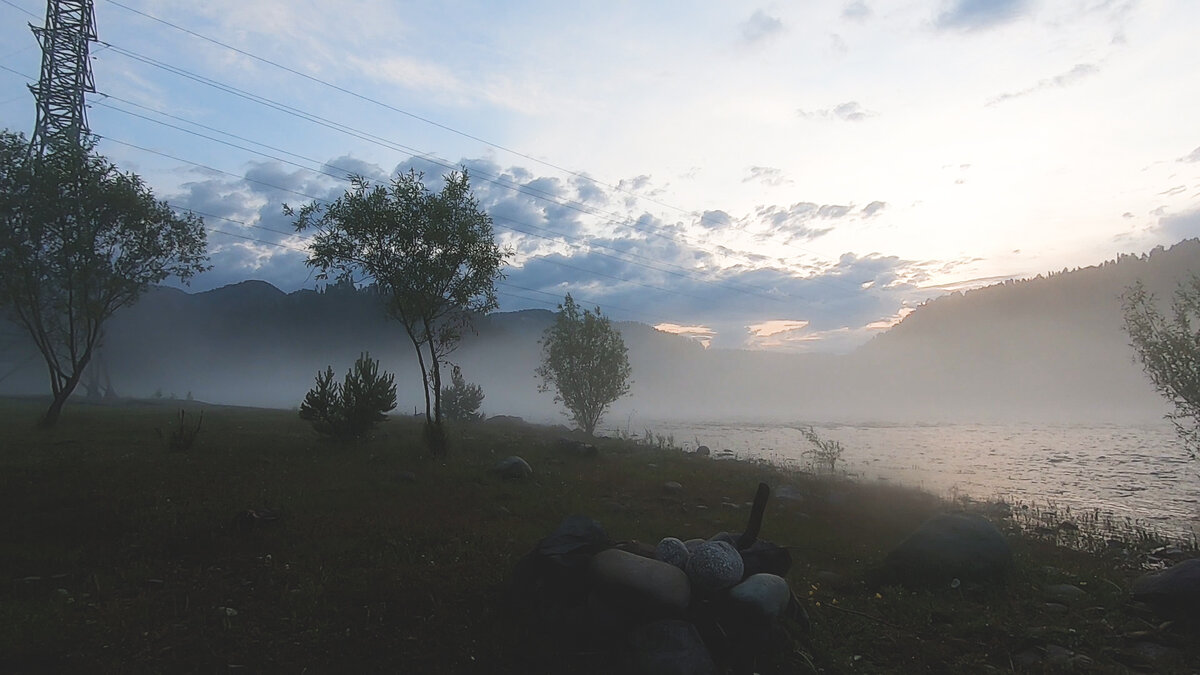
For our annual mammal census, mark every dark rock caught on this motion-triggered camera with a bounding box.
[509,516,611,647]
[492,456,533,480]
[708,531,740,546]
[728,573,791,619]
[626,620,717,675]
[614,540,658,559]
[686,541,744,592]
[684,538,706,554]
[655,537,690,570]
[590,548,691,614]
[556,437,598,457]
[695,445,710,457]
[739,539,793,579]
[881,513,1011,586]
[1132,558,1200,618]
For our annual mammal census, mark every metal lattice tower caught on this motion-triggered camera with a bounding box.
[28,0,97,157]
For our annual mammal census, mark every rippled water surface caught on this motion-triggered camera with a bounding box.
[615,420,1200,539]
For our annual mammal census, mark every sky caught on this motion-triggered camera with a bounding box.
[2,0,1199,352]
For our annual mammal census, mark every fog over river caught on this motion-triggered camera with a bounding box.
[605,418,1200,540]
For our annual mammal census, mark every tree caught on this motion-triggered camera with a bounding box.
[289,169,507,454]
[536,294,632,436]
[441,365,485,422]
[299,352,397,439]
[1122,278,1200,458]
[0,131,208,427]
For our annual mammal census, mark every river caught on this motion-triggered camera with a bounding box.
[606,418,1200,540]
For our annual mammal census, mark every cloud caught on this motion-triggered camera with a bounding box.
[698,210,734,229]
[156,149,949,353]
[935,0,1031,31]
[654,323,715,349]
[987,63,1100,106]
[752,201,861,242]
[798,101,877,122]
[1157,207,1200,242]
[842,1,872,22]
[862,201,887,217]
[744,166,792,187]
[745,320,813,350]
[740,10,784,44]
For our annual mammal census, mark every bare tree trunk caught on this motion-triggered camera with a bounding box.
[39,371,81,428]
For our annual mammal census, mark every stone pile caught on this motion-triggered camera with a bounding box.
[510,484,804,674]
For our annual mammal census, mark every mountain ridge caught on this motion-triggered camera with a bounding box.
[4,240,1199,423]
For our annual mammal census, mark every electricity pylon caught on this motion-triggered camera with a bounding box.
[28,0,97,157]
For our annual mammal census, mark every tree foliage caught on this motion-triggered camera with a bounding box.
[0,131,208,427]
[441,365,485,423]
[536,294,632,436]
[288,169,507,454]
[299,352,397,439]
[1122,278,1200,457]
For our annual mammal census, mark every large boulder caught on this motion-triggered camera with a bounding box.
[1132,558,1200,618]
[492,456,533,480]
[590,547,691,615]
[728,573,792,620]
[509,516,611,649]
[881,513,1011,586]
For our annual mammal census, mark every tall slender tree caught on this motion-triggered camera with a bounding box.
[289,169,507,454]
[0,131,208,427]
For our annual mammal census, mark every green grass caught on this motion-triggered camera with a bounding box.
[1,397,1197,673]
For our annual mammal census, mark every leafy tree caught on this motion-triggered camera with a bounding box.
[537,294,632,436]
[441,365,484,422]
[1122,278,1200,458]
[0,131,208,427]
[289,169,507,454]
[299,352,397,439]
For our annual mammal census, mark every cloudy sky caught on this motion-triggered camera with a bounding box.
[2,0,1198,351]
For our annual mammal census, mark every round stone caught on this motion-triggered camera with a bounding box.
[656,537,690,570]
[686,540,744,592]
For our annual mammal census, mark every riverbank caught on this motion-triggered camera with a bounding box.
[1,398,1196,672]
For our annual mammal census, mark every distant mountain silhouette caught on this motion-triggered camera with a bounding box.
[3,240,1199,423]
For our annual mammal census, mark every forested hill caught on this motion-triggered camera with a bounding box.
[845,240,1200,421]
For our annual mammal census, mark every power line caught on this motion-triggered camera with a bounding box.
[0,0,38,18]
[93,42,791,300]
[98,0,873,281]
[91,100,752,301]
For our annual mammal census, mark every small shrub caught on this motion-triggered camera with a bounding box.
[441,365,484,422]
[800,425,844,474]
[157,409,203,452]
[299,352,397,439]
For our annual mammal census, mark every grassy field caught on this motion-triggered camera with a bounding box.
[1,397,1197,673]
